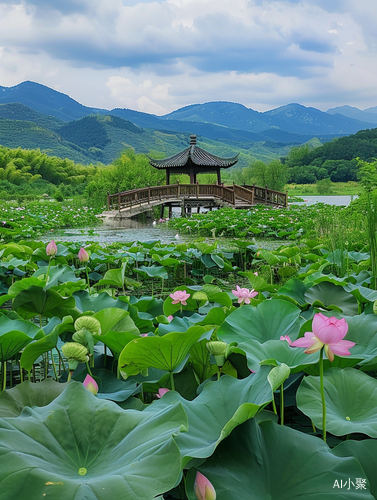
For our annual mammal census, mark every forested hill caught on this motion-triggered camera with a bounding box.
[286,128,377,183]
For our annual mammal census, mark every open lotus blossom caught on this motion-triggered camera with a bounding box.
[280,335,292,345]
[156,388,170,398]
[231,285,258,305]
[46,240,57,257]
[78,247,90,263]
[83,374,98,395]
[194,471,216,500]
[291,313,355,362]
[170,290,190,305]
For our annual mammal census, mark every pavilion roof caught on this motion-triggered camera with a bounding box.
[148,135,239,170]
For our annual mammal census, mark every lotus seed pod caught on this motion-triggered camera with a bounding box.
[206,341,227,356]
[206,341,228,367]
[72,329,88,345]
[373,300,377,315]
[62,342,89,363]
[74,316,101,336]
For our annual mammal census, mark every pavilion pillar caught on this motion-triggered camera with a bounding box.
[166,169,170,185]
[217,168,221,185]
[190,169,194,184]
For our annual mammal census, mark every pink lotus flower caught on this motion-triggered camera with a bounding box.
[280,335,292,345]
[169,290,190,305]
[156,388,169,398]
[194,471,216,500]
[231,285,258,305]
[291,312,355,362]
[46,240,57,257]
[78,247,90,263]
[83,374,98,395]
[167,315,174,322]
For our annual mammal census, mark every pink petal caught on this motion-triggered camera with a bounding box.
[328,340,356,357]
[291,332,318,348]
[312,312,328,333]
[316,323,344,345]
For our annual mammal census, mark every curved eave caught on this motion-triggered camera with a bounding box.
[148,146,239,169]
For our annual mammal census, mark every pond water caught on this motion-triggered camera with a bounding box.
[46,217,184,245]
[292,195,357,206]
[45,196,355,246]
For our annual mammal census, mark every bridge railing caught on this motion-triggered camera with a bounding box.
[243,184,288,207]
[107,183,286,211]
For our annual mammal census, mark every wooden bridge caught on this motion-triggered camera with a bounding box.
[102,183,288,219]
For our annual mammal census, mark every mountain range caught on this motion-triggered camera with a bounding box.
[0,80,376,167]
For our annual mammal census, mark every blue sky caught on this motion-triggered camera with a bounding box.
[0,0,376,115]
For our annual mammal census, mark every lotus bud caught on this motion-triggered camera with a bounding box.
[78,247,90,263]
[194,471,216,500]
[206,341,228,367]
[62,342,89,370]
[46,240,57,257]
[373,300,377,315]
[72,329,90,346]
[74,316,101,336]
[83,374,98,395]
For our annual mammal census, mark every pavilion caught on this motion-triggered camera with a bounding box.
[148,135,239,185]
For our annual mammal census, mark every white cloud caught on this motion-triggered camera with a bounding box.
[0,0,376,113]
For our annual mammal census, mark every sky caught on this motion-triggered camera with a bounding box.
[0,0,377,115]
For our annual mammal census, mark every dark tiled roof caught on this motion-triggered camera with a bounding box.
[148,137,239,169]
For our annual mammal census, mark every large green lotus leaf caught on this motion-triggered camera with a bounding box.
[0,380,68,418]
[234,339,319,373]
[96,261,127,288]
[333,440,377,498]
[135,265,168,279]
[297,368,377,437]
[12,285,81,320]
[144,366,281,466]
[217,300,302,344]
[34,265,82,289]
[0,315,44,362]
[129,295,164,317]
[119,326,209,377]
[20,316,74,371]
[93,330,139,359]
[73,290,127,313]
[276,278,310,307]
[0,383,187,500]
[344,283,377,304]
[304,281,358,315]
[93,308,139,336]
[7,276,45,297]
[186,419,374,500]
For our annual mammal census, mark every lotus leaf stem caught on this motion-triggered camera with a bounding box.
[319,346,327,442]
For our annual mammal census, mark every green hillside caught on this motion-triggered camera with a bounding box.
[0,118,94,164]
[286,128,377,183]
[0,103,307,168]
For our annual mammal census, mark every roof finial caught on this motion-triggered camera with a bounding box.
[190,134,197,145]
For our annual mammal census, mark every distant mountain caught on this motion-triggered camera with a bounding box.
[161,101,267,132]
[326,105,377,124]
[0,81,103,121]
[161,101,374,136]
[1,80,377,167]
[1,81,375,138]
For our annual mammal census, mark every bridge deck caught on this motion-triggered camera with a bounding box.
[102,183,287,219]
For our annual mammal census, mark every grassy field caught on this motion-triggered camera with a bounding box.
[286,181,360,196]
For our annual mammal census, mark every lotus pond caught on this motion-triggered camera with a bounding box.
[0,199,377,499]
